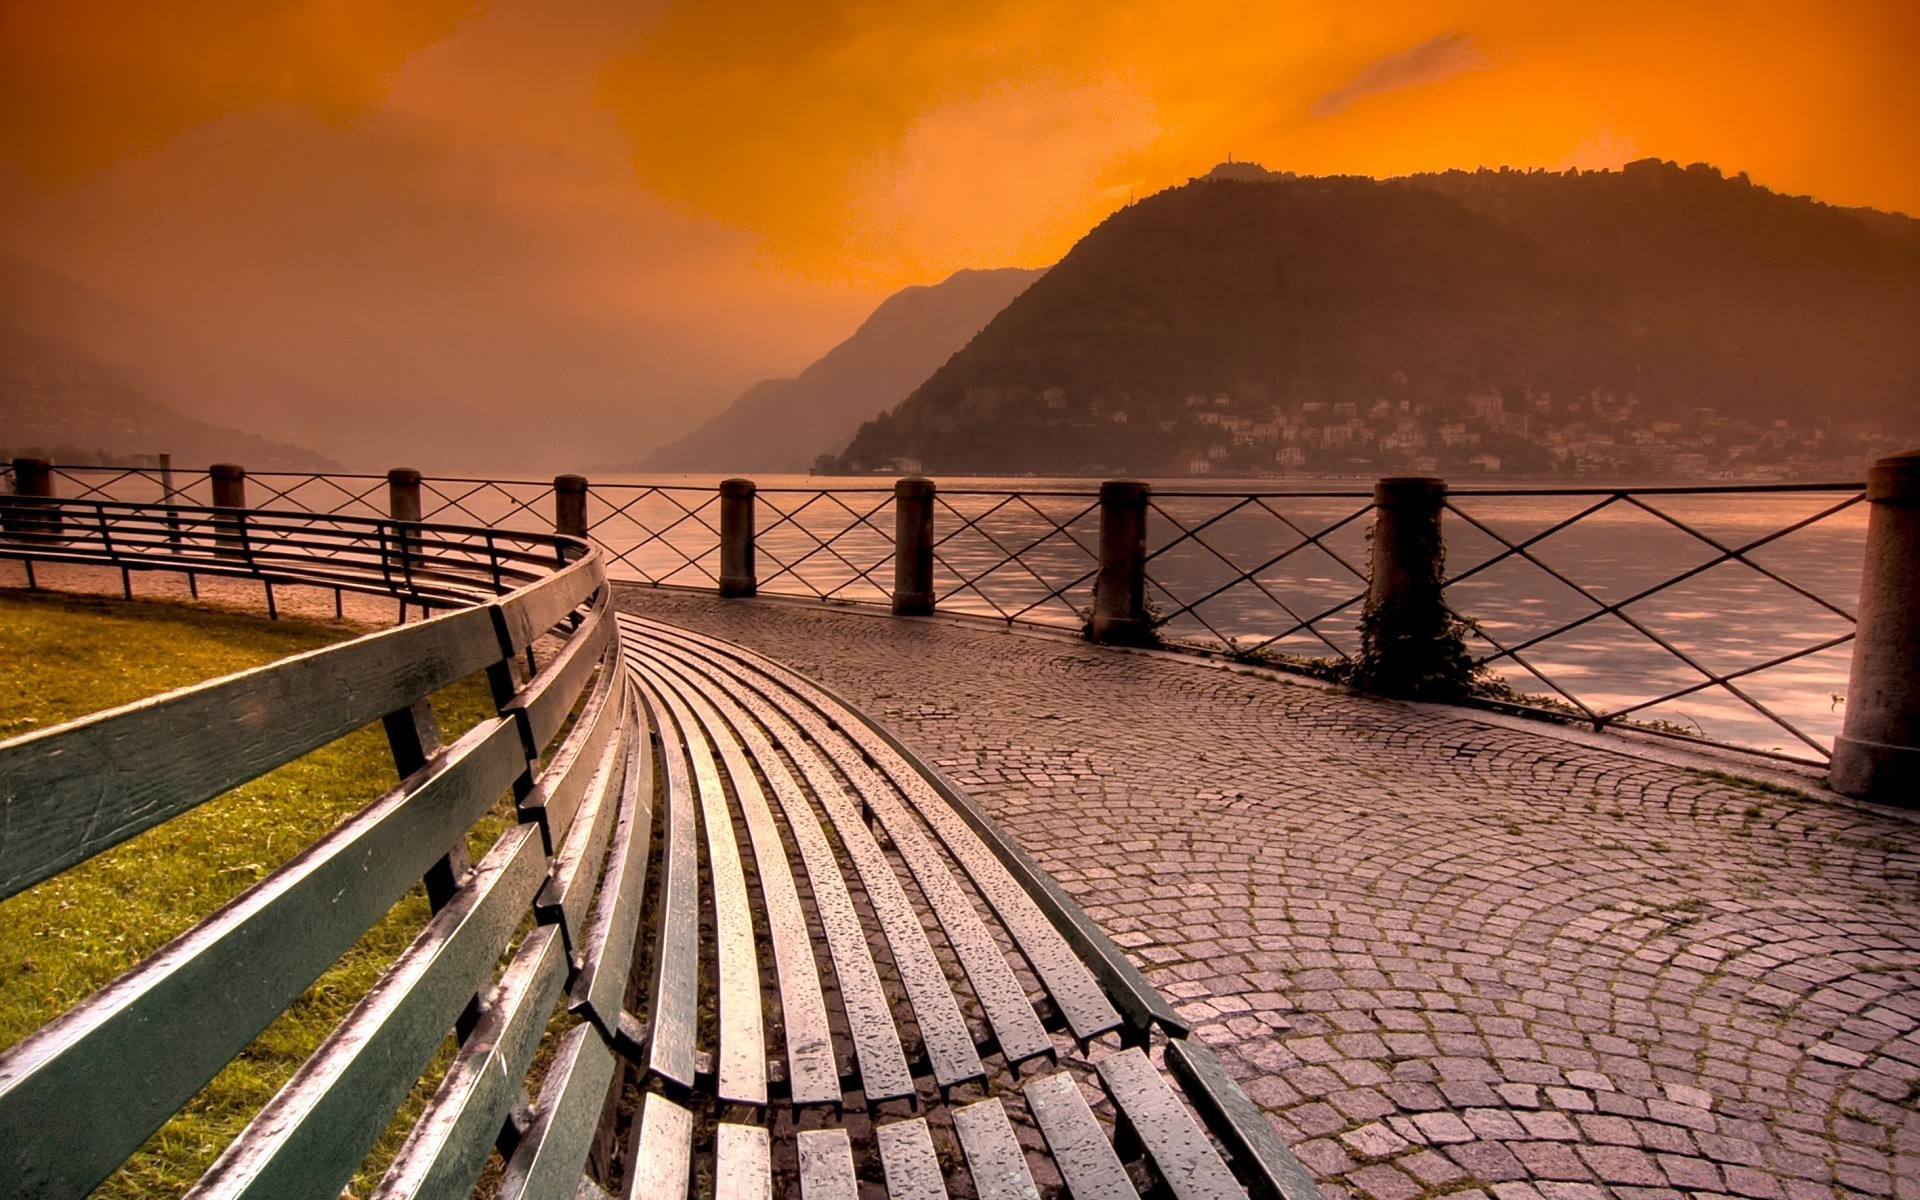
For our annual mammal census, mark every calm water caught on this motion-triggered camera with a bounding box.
[56,467,1870,760]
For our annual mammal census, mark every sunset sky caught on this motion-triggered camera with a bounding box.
[2,0,1915,468]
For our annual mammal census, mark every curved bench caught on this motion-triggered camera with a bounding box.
[613,613,1324,1200]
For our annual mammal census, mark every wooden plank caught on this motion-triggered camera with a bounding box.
[1023,1072,1137,1200]
[187,821,552,1200]
[496,1025,618,1200]
[632,619,1136,1042]
[508,595,614,752]
[536,708,631,959]
[642,673,766,1106]
[0,716,526,1200]
[625,1092,693,1200]
[632,684,700,1090]
[523,653,624,850]
[952,1098,1042,1200]
[619,635,910,1103]
[1096,1049,1243,1200]
[569,692,654,1035]
[0,602,501,900]
[626,648,837,1106]
[715,1123,772,1200]
[876,1118,948,1200]
[372,925,570,1200]
[625,630,978,1090]
[636,624,1050,1067]
[495,555,604,654]
[1163,1039,1325,1200]
[797,1128,859,1200]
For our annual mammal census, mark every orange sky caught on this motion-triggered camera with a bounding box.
[2,0,1914,467]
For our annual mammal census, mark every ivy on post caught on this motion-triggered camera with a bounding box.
[1349,475,1478,700]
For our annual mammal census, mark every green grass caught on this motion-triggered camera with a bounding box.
[0,589,514,1198]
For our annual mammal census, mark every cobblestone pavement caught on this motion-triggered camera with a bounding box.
[620,586,1920,1200]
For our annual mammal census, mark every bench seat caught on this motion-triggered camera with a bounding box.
[597,614,1323,1200]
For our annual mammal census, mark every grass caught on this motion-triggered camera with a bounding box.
[0,588,514,1198]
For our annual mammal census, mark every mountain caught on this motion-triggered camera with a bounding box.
[0,255,506,472]
[638,267,1045,472]
[835,160,1920,478]
[0,325,337,470]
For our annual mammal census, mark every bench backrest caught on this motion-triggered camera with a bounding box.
[0,508,639,1200]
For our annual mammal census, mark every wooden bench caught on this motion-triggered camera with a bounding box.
[610,613,1324,1200]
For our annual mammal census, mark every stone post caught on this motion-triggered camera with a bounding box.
[4,457,59,542]
[554,474,589,562]
[1353,476,1472,699]
[388,468,424,523]
[1831,450,1920,805]
[209,462,247,559]
[1090,480,1152,644]
[893,477,936,616]
[718,478,757,598]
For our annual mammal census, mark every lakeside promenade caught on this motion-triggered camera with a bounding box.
[623,585,1919,1200]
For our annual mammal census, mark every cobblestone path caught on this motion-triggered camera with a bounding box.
[621,587,1920,1200]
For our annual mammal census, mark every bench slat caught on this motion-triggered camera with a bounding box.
[1096,1049,1243,1200]
[187,821,551,1200]
[1164,1038,1325,1200]
[643,678,767,1105]
[508,593,614,752]
[876,1118,949,1200]
[372,924,570,1200]
[569,693,655,1035]
[536,704,632,963]
[952,1098,1043,1200]
[524,652,625,851]
[495,556,603,655]
[1023,1072,1137,1200]
[716,1123,772,1200]
[634,687,702,1090]
[497,1025,618,1200]
[797,1129,859,1200]
[623,639,912,1102]
[625,1093,693,1200]
[0,603,500,901]
[628,635,980,1089]
[634,626,1051,1067]
[0,716,525,1200]
[633,652,839,1106]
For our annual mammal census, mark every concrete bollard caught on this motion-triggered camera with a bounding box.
[388,468,424,523]
[209,462,247,559]
[554,474,589,563]
[1831,450,1920,805]
[1090,480,1152,644]
[4,457,59,543]
[1354,476,1474,699]
[719,478,757,598]
[893,477,936,616]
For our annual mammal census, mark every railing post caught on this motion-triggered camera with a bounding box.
[1090,480,1152,644]
[1354,475,1474,699]
[1831,450,1920,805]
[210,462,247,559]
[159,453,181,548]
[388,468,423,523]
[4,457,60,544]
[893,477,936,616]
[719,478,757,598]
[554,474,589,564]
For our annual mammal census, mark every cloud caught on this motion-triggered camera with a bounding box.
[1308,32,1490,120]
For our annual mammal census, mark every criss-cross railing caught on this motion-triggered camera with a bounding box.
[10,462,1875,761]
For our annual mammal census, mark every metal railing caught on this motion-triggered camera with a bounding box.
[11,461,1876,765]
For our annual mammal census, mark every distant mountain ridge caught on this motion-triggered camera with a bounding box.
[836,160,1920,477]
[637,267,1044,472]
